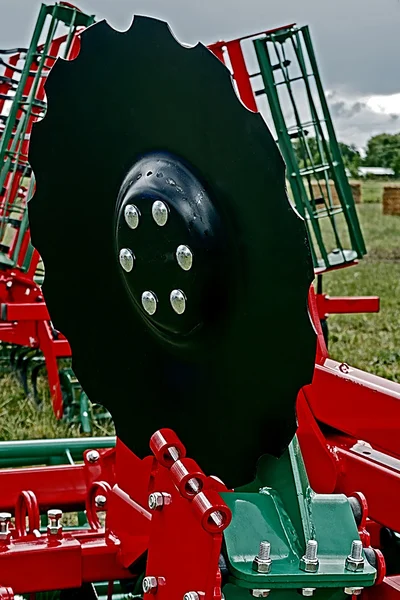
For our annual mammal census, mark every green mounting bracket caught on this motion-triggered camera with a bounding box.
[222,437,376,597]
[252,25,366,272]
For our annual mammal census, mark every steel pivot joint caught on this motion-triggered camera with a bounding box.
[299,540,319,573]
[0,513,11,543]
[345,540,364,572]
[253,541,272,573]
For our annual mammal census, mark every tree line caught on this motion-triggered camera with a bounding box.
[293,132,400,177]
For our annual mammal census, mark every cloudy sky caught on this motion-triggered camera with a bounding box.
[1,0,399,150]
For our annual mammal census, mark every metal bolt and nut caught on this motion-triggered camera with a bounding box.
[183,593,200,600]
[95,495,107,509]
[148,492,172,511]
[345,540,364,572]
[253,541,272,573]
[176,245,193,271]
[142,291,158,315]
[344,588,364,596]
[119,248,135,273]
[47,508,62,536]
[0,513,11,542]
[124,204,140,229]
[143,576,158,594]
[250,590,270,598]
[152,200,169,226]
[86,450,100,463]
[299,540,319,573]
[302,589,316,597]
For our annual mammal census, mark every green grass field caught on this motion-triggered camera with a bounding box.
[0,190,399,442]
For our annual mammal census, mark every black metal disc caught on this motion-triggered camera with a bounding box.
[28,16,316,487]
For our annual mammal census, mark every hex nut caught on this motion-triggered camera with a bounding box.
[253,556,272,573]
[299,557,319,573]
[345,557,364,572]
[143,576,158,594]
[302,589,316,597]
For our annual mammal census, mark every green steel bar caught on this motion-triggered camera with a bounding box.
[301,25,366,256]
[0,436,115,468]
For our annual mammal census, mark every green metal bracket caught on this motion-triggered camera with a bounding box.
[252,25,366,272]
[222,437,376,596]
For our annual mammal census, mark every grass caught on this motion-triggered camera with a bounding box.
[324,203,400,381]
[0,198,399,442]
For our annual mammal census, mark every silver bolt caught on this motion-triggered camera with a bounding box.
[170,289,186,314]
[142,291,158,315]
[176,245,193,271]
[119,248,135,273]
[148,492,172,511]
[152,200,169,226]
[143,576,158,594]
[344,588,363,596]
[253,541,272,573]
[302,589,316,597]
[86,450,100,463]
[300,540,319,573]
[0,513,11,542]
[124,204,140,229]
[183,593,200,600]
[95,495,107,509]
[345,540,364,572]
[47,508,62,536]
[251,590,270,598]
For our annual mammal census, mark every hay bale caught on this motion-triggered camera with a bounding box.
[383,186,400,215]
[310,179,362,206]
[349,181,362,204]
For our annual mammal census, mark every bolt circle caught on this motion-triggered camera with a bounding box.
[152,200,168,226]
[170,289,186,314]
[176,245,193,271]
[142,291,158,315]
[124,204,140,229]
[119,248,135,272]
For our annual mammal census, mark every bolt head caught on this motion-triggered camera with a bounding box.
[345,556,365,572]
[143,576,158,594]
[0,513,11,522]
[170,289,186,314]
[119,248,135,273]
[148,492,164,511]
[86,450,100,463]
[176,245,193,271]
[152,200,169,226]
[124,204,140,229]
[251,590,270,598]
[142,291,158,315]
[344,588,363,596]
[183,593,200,600]
[302,589,316,597]
[47,509,62,520]
[253,556,272,573]
[95,495,107,509]
[299,557,319,573]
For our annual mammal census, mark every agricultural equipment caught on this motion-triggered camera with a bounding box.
[0,5,379,423]
[0,3,107,430]
[0,14,395,598]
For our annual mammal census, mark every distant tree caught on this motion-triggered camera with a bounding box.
[364,133,400,176]
[291,137,361,178]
